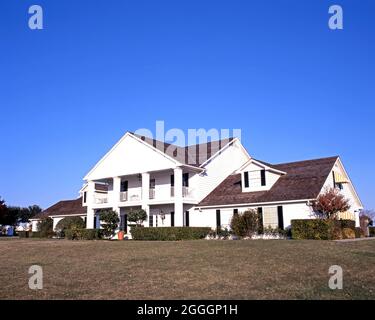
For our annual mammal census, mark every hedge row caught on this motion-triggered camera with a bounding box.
[18,231,51,238]
[131,227,211,241]
[65,228,102,240]
[291,219,356,240]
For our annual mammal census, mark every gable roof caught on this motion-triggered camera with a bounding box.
[33,198,86,219]
[132,133,235,167]
[199,156,339,207]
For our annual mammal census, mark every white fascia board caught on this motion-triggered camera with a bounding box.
[83,132,181,181]
[326,157,363,208]
[196,198,315,210]
[236,158,286,175]
[199,138,249,168]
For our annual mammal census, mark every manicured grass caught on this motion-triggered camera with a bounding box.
[0,238,374,299]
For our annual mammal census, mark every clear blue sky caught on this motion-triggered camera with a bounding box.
[1,0,374,209]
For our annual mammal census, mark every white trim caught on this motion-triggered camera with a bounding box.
[196,198,314,210]
[199,138,248,168]
[324,157,363,208]
[236,158,286,175]
[84,132,182,180]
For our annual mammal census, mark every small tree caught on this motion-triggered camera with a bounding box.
[99,210,119,238]
[310,187,350,220]
[230,209,260,237]
[127,209,147,227]
[37,217,54,238]
[55,216,86,237]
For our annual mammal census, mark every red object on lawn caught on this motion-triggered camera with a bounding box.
[118,231,124,240]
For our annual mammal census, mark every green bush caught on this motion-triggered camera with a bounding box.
[230,209,260,237]
[337,220,355,231]
[355,227,365,238]
[18,231,29,238]
[38,217,54,238]
[30,231,41,238]
[99,210,119,238]
[65,228,102,240]
[369,227,375,237]
[131,227,211,241]
[55,216,85,237]
[291,219,335,240]
[291,219,357,240]
[342,228,355,239]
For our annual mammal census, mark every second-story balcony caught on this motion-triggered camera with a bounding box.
[119,189,142,202]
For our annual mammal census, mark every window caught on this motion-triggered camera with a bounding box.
[185,211,190,227]
[83,192,87,203]
[121,180,128,192]
[233,209,238,216]
[263,207,278,229]
[150,179,155,189]
[216,210,221,230]
[260,170,266,186]
[244,172,249,188]
[183,173,189,187]
[149,215,154,227]
[171,211,175,227]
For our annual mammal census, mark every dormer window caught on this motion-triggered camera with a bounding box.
[244,172,249,188]
[261,169,266,186]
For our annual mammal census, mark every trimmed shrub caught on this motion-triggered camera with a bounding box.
[291,219,335,240]
[336,219,355,231]
[291,219,358,240]
[99,210,119,238]
[355,227,365,238]
[230,209,260,237]
[38,217,54,238]
[30,231,42,238]
[342,228,355,239]
[131,227,211,241]
[55,216,85,237]
[18,231,29,238]
[65,228,102,240]
[369,227,375,237]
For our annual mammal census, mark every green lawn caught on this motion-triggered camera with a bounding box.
[0,238,374,299]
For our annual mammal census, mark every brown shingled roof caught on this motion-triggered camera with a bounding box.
[34,198,86,219]
[132,133,234,167]
[199,156,338,207]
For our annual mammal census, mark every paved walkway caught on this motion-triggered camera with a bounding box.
[334,237,375,243]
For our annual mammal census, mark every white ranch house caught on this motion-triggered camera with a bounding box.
[31,132,363,236]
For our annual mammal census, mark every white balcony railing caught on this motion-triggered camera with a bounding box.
[149,188,155,199]
[119,189,142,202]
[93,192,109,204]
[119,191,128,202]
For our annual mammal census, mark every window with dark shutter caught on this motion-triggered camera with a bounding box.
[121,180,128,192]
[216,210,221,230]
[261,170,266,186]
[171,211,175,227]
[257,207,263,233]
[183,173,189,187]
[149,215,154,227]
[185,211,189,227]
[244,172,249,188]
[277,206,284,230]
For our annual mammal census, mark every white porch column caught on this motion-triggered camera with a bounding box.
[174,167,184,226]
[86,181,96,229]
[113,176,121,206]
[142,172,150,227]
